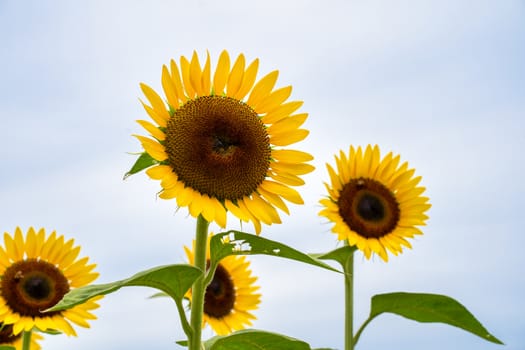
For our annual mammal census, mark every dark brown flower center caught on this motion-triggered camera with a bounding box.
[1,259,70,317]
[0,323,20,344]
[204,264,235,318]
[164,95,271,201]
[338,178,400,238]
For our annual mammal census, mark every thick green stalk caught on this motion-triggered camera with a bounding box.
[344,246,355,350]
[22,330,32,350]
[188,215,210,350]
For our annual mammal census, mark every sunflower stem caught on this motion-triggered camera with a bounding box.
[188,215,210,350]
[22,330,32,350]
[344,243,355,350]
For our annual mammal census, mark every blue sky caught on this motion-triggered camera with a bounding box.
[0,0,524,349]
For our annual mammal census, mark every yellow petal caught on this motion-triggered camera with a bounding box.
[180,55,196,98]
[271,128,309,146]
[257,186,290,214]
[225,200,251,222]
[133,135,168,161]
[262,101,303,124]
[140,100,168,128]
[201,51,211,94]
[146,165,173,180]
[200,195,216,223]
[227,54,245,97]
[13,227,25,261]
[170,59,186,100]
[52,316,77,336]
[63,310,91,328]
[236,200,262,234]
[189,51,204,95]
[212,199,227,228]
[188,192,204,218]
[39,230,57,260]
[253,85,292,113]
[72,271,100,287]
[139,83,170,123]
[162,65,180,109]
[176,186,195,207]
[259,180,303,204]
[63,256,90,277]
[272,161,315,176]
[51,237,73,263]
[58,245,81,270]
[136,119,166,141]
[233,58,259,100]
[267,113,308,132]
[272,149,313,162]
[247,70,279,107]
[270,171,305,186]
[213,50,230,95]
[244,194,281,225]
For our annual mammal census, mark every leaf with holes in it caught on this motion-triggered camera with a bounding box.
[369,292,503,344]
[209,231,340,273]
[46,264,202,312]
[204,329,311,350]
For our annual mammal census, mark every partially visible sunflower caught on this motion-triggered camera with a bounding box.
[0,323,43,349]
[0,227,101,336]
[319,145,431,261]
[133,50,314,233]
[184,234,261,335]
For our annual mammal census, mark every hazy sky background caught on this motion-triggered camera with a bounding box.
[1,1,524,349]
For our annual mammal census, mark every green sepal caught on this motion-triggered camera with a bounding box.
[38,328,62,335]
[0,346,16,350]
[315,245,357,267]
[46,264,202,312]
[210,231,340,273]
[203,329,311,350]
[123,152,157,179]
[362,292,503,344]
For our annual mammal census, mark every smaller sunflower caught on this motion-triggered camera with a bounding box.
[0,227,101,336]
[0,323,43,350]
[319,145,431,261]
[184,234,261,335]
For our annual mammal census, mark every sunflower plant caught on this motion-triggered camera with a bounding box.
[14,50,503,350]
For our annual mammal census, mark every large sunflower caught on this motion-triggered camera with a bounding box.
[0,227,101,336]
[134,50,314,233]
[184,235,261,335]
[0,323,43,349]
[319,145,431,261]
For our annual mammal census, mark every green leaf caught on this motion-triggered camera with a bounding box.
[315,245,357,267]
[210,231,340,273]
[369,292,503,344]
[123,152,157,179]
[0,346,16,350]
[47,264,201,312]
[204,329,311,350]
